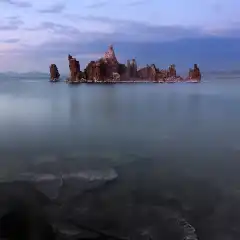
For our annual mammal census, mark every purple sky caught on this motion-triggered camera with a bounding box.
[0,0,240,73]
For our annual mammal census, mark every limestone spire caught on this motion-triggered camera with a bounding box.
[103,44,118,63]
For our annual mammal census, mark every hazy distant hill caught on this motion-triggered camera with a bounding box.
[0,72,51,80]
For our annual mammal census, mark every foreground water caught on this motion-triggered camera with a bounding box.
[0,74,240,239]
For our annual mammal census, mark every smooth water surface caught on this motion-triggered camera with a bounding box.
[0,76,240,181]
[0,75,240,239]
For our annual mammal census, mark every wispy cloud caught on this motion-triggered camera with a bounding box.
[24,22,81,38]
[12,17,208,61]
[1,0,32,7]
[127,0,147,6]
[1,38,20,43]
[85,1,109,8]
[1,7,240,72]
[38,3,65,13]
[0,16,24,30]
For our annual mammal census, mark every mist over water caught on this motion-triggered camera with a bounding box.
[0,74,240,239]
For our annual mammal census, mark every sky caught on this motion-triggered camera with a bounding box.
[0,0,240,73]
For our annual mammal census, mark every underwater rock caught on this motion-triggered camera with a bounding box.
[18,173,62,200]
[16,168,118,200]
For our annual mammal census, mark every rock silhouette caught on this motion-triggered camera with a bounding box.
[49,64,60,81]
[126,59,138,79]
[137,64,180,82]
[168,64,176,77]
[65,45,202,83]
[188,64,201,81]
[68,55,82,82]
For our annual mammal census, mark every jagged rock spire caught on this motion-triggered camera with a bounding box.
[49,64,60,80]
[103,44,118,63]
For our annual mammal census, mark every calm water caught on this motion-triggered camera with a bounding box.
[1,75,240,239]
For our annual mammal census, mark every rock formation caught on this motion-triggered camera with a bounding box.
[168,64,176,77]
[126,60,131,78]
[69,45,203,83]
[131,59,138,78]
[84,45,121,81]
[102,45,119,79]
[188,64,201,81]
[137,65,152,80]
[68,54,81,81]
[85,60,106,81]
[49,64,60,80]
[85,61,96,81]
[127,59,138,78]
[137,65,172,81]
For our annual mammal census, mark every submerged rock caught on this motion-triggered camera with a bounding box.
[62,169,118,182]
[0,181,52,212]
[17,168,118,201]
[0,207,55,240]
[18,173,62,200]
[0,181,54,239]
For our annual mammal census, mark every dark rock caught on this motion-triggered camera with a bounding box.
[18,173,63,200]
[0,208,55,240]
[49,64,60,80]
[137,64,158,81]
[78,45,201,82]
[85,61,96,81]
[126,59,138,79]
[168,64,176,77]
[137,65,152,80]
[131,59,138,78]
[0,181,52,212]
[0,181,55,240]
[188,64,201,81]
[84,60,106,81]
[118,63,127,79]
[126,60,131,78]
[16,168,118,202]
[68,54,81,81]
[102,45,119,78]
[84,45,121,81]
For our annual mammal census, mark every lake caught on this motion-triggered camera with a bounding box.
[0,74,240,239]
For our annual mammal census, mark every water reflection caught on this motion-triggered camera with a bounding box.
[0,79,240,166]
[186,93,201,125]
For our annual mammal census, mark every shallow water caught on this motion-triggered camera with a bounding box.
[0,75,240,239]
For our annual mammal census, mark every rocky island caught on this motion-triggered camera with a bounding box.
[53,45,201,84]
[49,64,60,82]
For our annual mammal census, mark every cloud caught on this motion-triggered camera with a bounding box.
[127,0,147,6]
[24,22,82,38]
[5,16,21,20]
[13,17,240,59]
[0,16,24,30]
[1,0,32,7]
[38,3,65,13]
[2,16,240,72]
[85,1,109,8]
[63,15,206,42]
[1,38,20,43]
